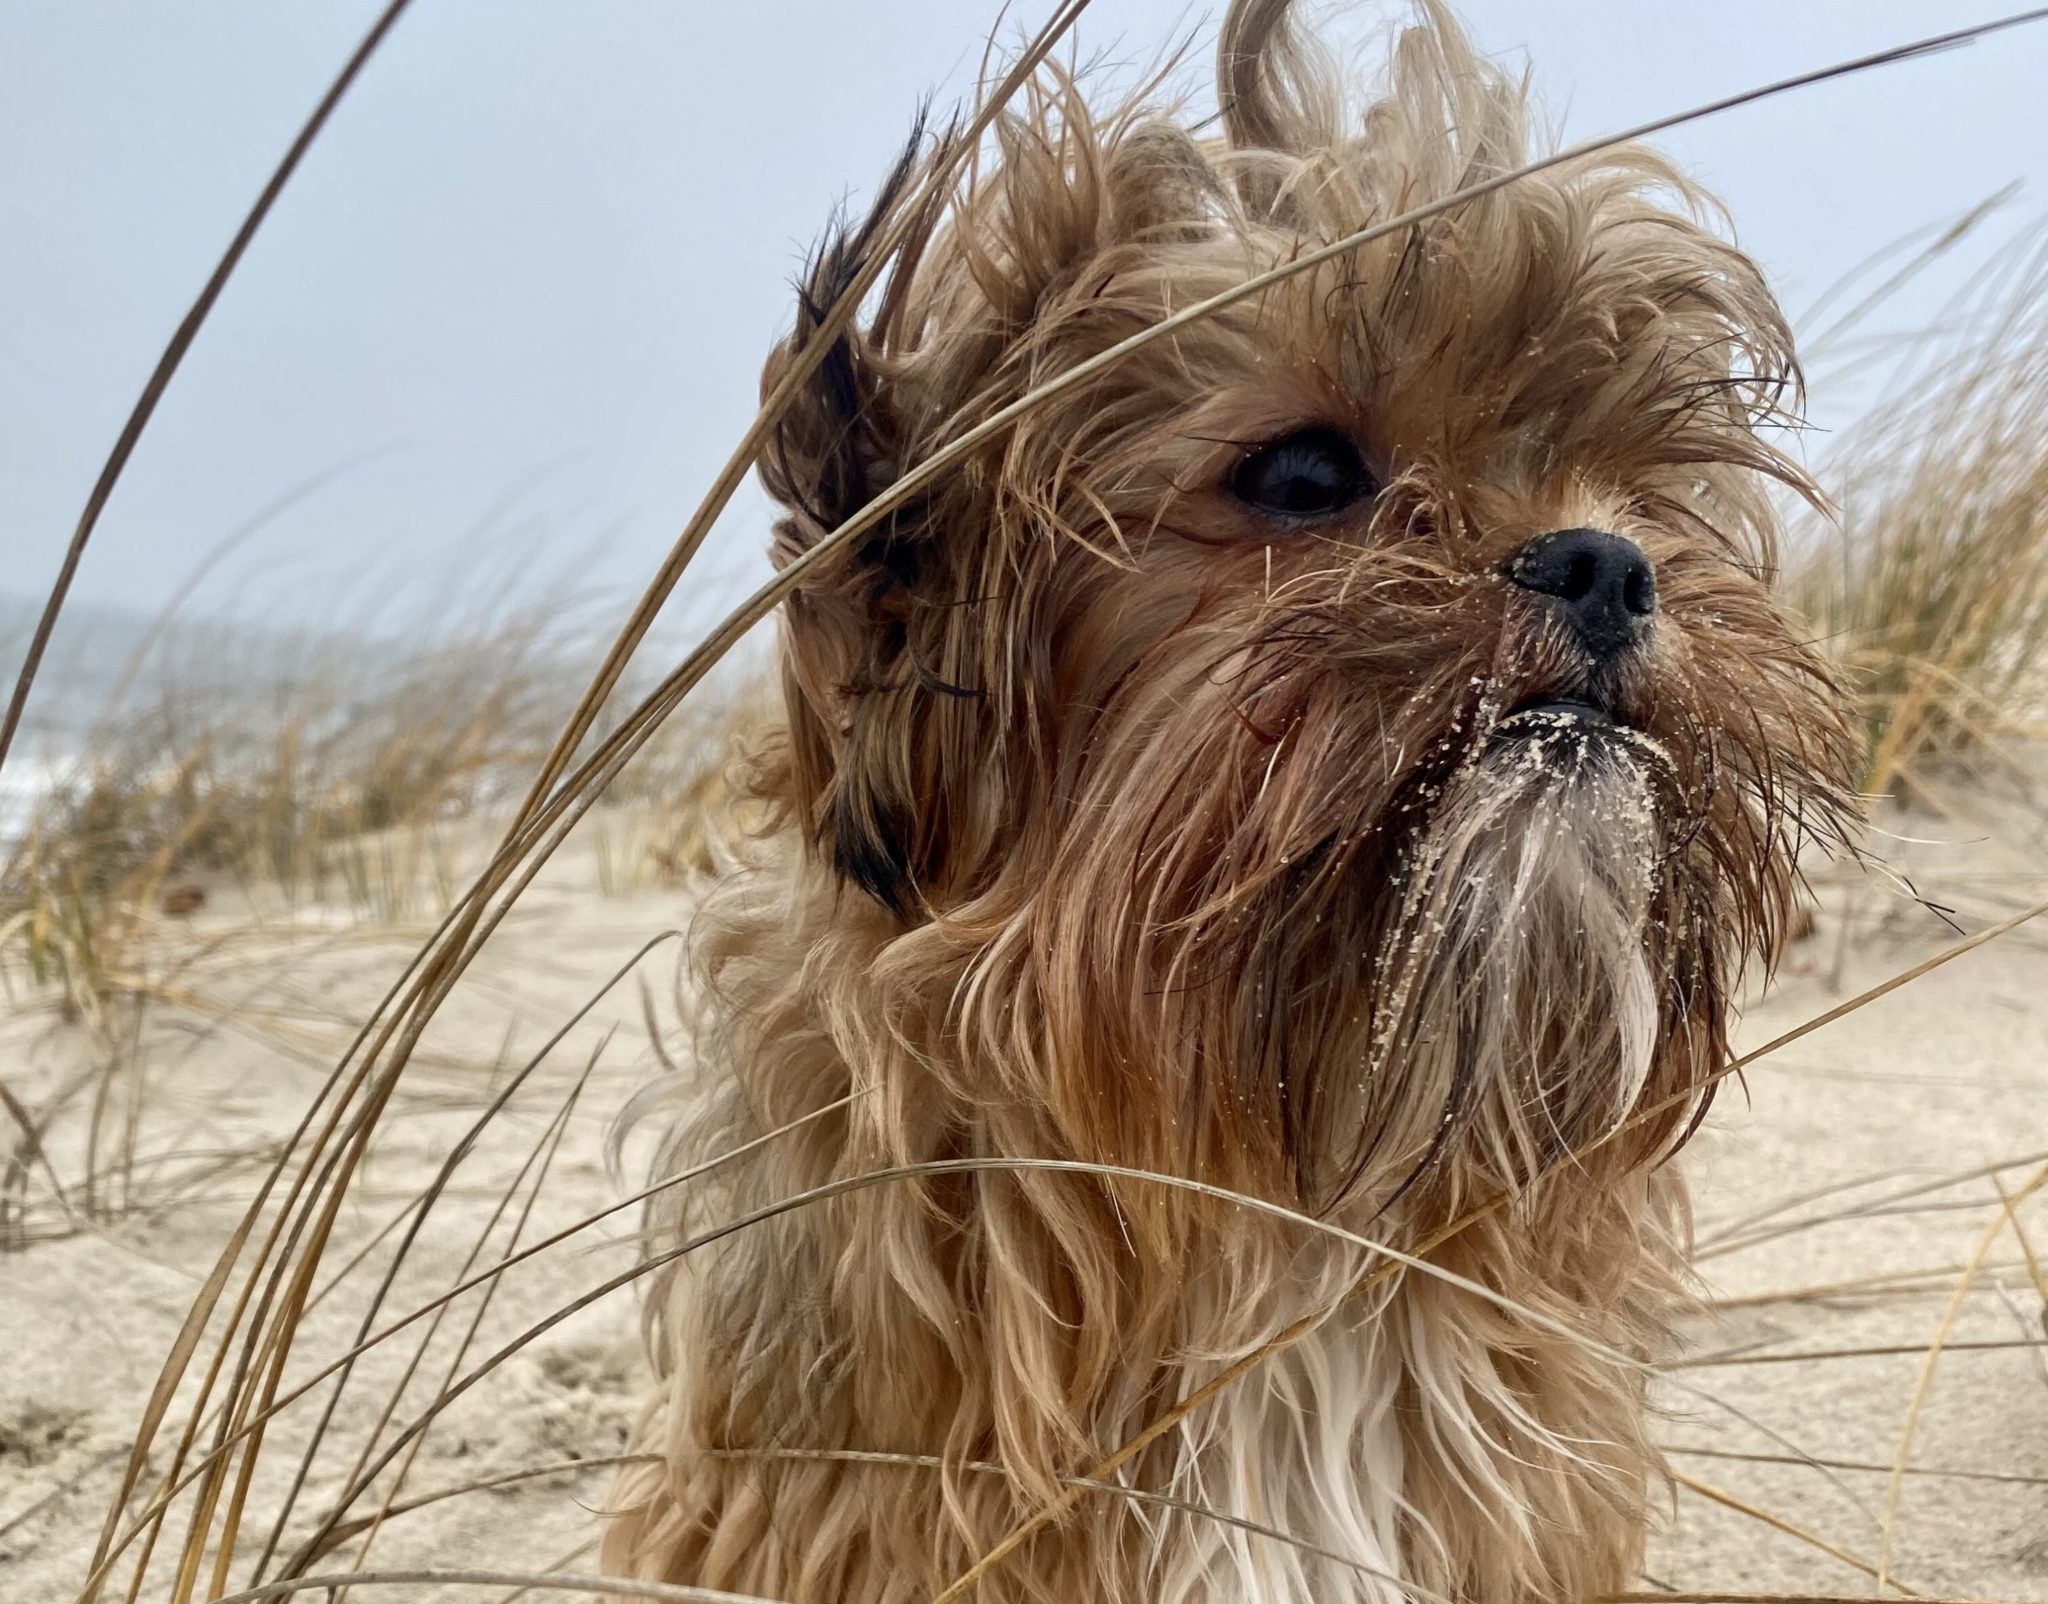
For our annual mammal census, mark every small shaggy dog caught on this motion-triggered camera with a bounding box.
[605,2,1856,1598]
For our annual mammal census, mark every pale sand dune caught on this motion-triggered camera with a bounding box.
[2,778,2045,1600]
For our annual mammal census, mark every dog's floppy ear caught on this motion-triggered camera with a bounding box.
[759,100,1226,920]
[759,129,949,919]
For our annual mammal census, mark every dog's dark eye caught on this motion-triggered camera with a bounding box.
[1228,427,1372,519]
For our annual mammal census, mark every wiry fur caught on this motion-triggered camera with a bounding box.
[603,4,1858,1599]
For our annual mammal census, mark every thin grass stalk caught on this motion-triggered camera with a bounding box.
[1671,1473,1908,1592]
[197,950,623,1593]
[246,940,671,1583]
[1668,1446,2048,1489]
[1873,1159,2048,1588]
[1705,1260,2035,1311]
[1701,1146,2048,1262]
[300,1442,1433,1598]
[1993,1170,2048,1338]
[255,1041,610,1583]
[0,0,416,778]
[210,1575,788,1604]
[75,1094,862,1602]
[320,1043,604,1599]
[1602,1595,2029,1604]
[502,0,1096,827]
[309,1457,657,1557]
[489,1543,602,1604]
[282,1154,1873,1582]
[1674,1337,2048,1367]
[711,1447,1441,1601]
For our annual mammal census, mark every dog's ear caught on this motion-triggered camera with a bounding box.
[759,103,1229,920]
[759,131,950,919]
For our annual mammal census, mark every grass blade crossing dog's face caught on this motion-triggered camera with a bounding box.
[763,0,1855,1225]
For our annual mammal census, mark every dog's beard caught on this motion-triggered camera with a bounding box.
[1350,717,1673,1205]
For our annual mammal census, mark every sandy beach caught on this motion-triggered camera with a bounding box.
[2,764,2045,1600]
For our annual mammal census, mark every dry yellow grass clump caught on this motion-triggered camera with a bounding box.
[0,603,736,1257]
[1789,223,2048,806]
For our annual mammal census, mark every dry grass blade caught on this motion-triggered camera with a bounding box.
[0,1075,81,1243]
[1602,1596,2028,1604]
[0,0,415,778]
[86,1187,260,1594]
[504,0,1095,827]
[186,939,652,1600]
[71,926,645,1600]
[1699,1167,1931,1255]
[322,1440,1387,1580]
[279,1155,1847,1585]
[1720,898,2048,1080]
[1700,1148,2048,1263]
[705,1447,1447,1603]
[2000,1178,2048,1313]
[1672,1473,1913,1593]
[77,1092,864,1597]
[489,1543,601,1604]
[307,1457,658,1558]
[248,939,667,1584]
[1873,1159,2048,1589]
[1992,1171,2048,1390]
[1705,1260,2033,1311]
[312,1041,605,1594]
[1668,1446,2048,1490]
[209,1576,790,1604]
[1676,1337,2048,1368]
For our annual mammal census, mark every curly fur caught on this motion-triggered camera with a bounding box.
[601,3,1858,1599]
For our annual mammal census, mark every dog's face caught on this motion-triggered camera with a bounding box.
[758,2,1857,1211]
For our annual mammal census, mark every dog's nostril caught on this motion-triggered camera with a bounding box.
[1506,527,1657,660]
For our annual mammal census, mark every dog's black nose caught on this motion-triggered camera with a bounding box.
[1506,528,1656,659]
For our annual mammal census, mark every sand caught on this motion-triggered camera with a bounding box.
[3,776,2045,1601]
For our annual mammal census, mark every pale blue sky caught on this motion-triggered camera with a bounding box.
[3,1,2046,643]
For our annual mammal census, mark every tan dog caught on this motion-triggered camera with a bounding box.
[604,2,1857,1598]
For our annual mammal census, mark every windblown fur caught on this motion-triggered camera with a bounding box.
[603,3,1857,1599]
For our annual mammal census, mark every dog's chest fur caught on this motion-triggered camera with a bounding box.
[601,866,1685,1603]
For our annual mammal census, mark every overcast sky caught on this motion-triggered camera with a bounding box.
[4,1,2046,649]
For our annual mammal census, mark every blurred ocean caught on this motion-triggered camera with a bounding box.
[0,592,307,845]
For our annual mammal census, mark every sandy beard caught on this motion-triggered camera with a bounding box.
[1358,710,1675,1208]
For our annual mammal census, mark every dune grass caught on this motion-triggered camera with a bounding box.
[0,595,740,1261]
[1787,222,2048,809]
